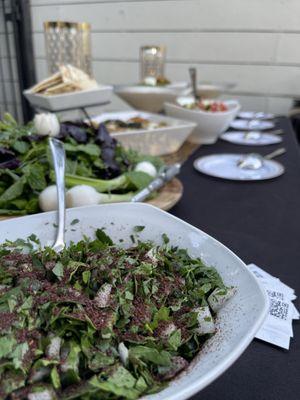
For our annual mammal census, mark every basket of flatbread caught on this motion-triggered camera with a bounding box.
[24,65,113,111]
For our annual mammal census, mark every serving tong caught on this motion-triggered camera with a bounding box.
[132,163,181,202]
[243,129,283,141]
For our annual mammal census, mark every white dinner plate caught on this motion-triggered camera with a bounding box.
[238,111,275,120]
[194,153,284,181]
[221,131,282,146]
[230,119,275,131]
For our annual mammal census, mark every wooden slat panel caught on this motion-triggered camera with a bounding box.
[0,81,21,103]
[166,63,300,97]
[220,95,268,113]
[33,32,279,64]
[276,33,300,64]
[266,97,293,114]
[0,33,16,57]
[0,3,13,34]
[0,56,18,81]
[0,103,23,121]
[34,58,300,97]
[28,0,300,115]
[31,0,168,4]
[30,0,300,33]
[0,10,5,34]
[220,94,293,114]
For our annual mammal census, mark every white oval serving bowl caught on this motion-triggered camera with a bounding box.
[0,203,267,400]
[114,82,188,113]
[164,99,241,144]
[91,110,196,156]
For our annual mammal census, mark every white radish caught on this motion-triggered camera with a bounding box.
[39,185,58,212]
[39,184,134,212]
[34,113,60,137]
[66,185,133,208]
[135,161,157,178]
[66,185,100,208]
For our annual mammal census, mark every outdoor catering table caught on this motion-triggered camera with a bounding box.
[170,116,300,400]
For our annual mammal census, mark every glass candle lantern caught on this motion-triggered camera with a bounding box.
[44,21,92,76]
[140,45,166,83]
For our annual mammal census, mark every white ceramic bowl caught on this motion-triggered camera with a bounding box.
[114,82,188,113]
[164,99,241,144]
[0,203,267,400]
[91,110,196,156]
[24,85,113,111]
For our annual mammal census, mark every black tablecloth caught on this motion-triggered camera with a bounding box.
[171,117,300,400]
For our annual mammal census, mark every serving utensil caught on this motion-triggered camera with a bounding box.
[49,137,66,252]
[246,120,265,130]
[131,163,181,202]
[237,147,286,170]
[244,129,283,140]
[250,112,268,119]
[238,111,275,120]
[189,67,200,100]
[230,119,275,131]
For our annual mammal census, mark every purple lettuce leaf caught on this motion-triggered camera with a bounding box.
[94,123,121,178]
[59,122,88,144]
[0,147,21,169]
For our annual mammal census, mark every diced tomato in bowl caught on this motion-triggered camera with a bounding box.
[188,100,229,112]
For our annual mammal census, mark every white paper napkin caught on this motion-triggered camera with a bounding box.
[248,263,299,350]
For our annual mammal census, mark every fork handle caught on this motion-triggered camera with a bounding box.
[49,138,66,252]
[270,129,284,135]
[265,147,286,160]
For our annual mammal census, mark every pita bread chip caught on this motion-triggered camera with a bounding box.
[60,64,98,90]
[30,72,62,94]
[44,82,78,95]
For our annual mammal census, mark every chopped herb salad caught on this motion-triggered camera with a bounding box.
[0,228,234,399]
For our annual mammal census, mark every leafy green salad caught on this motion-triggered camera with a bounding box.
[0,114,162,216]
[0,227,234,399]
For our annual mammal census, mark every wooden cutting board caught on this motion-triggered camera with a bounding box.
[146,178,183,211]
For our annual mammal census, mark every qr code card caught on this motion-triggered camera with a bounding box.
[248,264,296,300]
[248,263,299,349]
[256,326,290,350]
